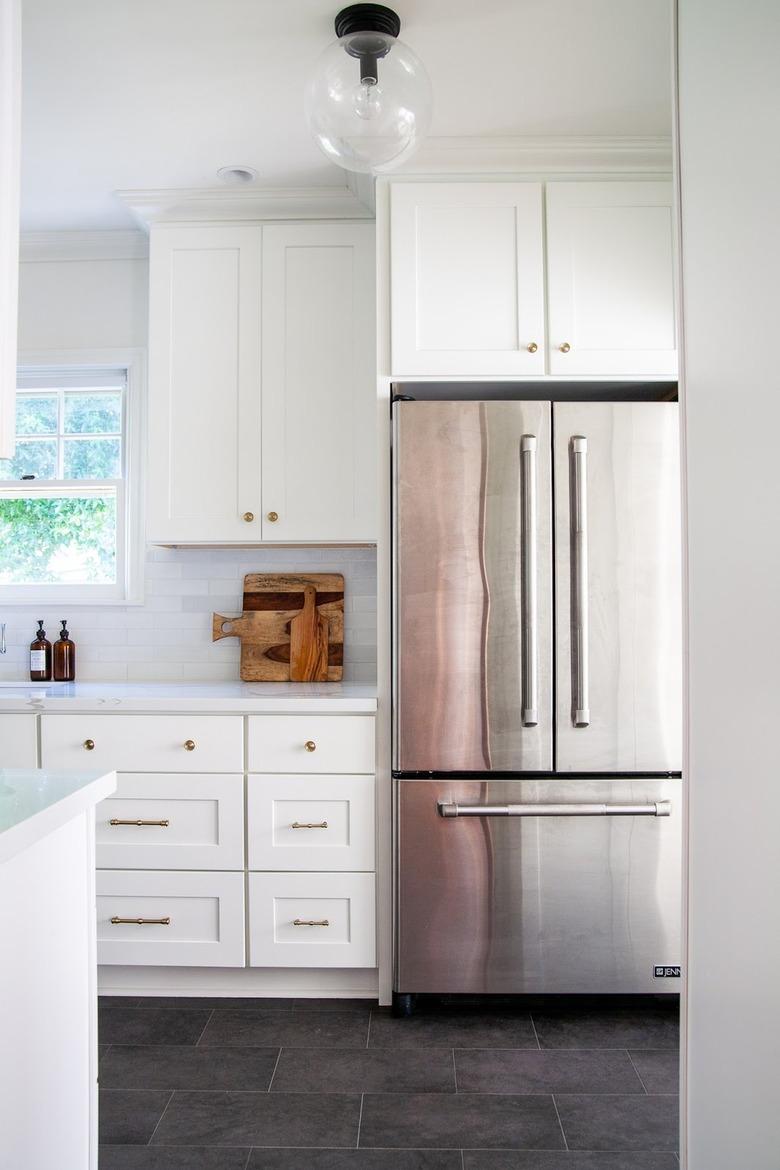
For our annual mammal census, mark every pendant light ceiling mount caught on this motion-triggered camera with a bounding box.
[305,3,432,176]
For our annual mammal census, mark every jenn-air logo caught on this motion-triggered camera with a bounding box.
[654,965,681,978]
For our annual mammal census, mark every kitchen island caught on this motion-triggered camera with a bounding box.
[0,767,116,1170]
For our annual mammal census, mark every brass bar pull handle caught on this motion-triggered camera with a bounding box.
[109,818,170,828]
[110,916,171,926]
[520,435,538,726]
[291,821,328,830]
[293,918,330,927]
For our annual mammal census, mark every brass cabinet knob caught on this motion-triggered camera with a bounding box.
[183,739,196,751]
[243,511,255,523]
[559,342,571,353]
[83,738,95,751]
[304,740,317,752]
[267,511,279,523]
[527,342,538,353]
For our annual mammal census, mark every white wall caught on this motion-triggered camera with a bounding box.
[9,254,377,682]
[677,2,780,1167]
[18,257,148,351]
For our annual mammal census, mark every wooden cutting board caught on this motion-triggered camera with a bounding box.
[212,573,344,682]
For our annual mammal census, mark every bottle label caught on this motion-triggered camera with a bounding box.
[30,650,46,671]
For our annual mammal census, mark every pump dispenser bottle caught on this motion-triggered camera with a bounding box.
[30,620,52,681]
[53,620,76,682]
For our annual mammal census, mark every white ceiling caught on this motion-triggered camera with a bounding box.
[21,0,672,231]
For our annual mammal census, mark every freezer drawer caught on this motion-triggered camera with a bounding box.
[393,400,553,772]
[553,401,682,772]
[396,778,682,994]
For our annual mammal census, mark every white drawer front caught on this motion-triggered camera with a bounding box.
[97,774,244,870]
[97,870,245,967]
[248,715,374,774]
[248,774,374,872]
[0,714,38,768]
[41,714,243,773]
[248,871,375,968]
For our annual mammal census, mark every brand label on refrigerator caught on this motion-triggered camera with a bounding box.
[653,965,681,978]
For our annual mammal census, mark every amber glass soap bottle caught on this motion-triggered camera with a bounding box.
[53,620,76,682]
[30,620,52,681]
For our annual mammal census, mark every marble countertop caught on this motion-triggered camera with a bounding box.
[0,680,378,714]
[0,768,116,864]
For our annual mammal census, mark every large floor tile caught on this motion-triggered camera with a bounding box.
[292,998,377,1012]
[368,1008,537,1050]
[359,1092,564,1150]
[199,1009,369,1048]
[272,1047,455,1094]
[132,996,296,1010]
[555,1093,679,1151]
[455,1049,644,1094]
[463,1153,680,1169]
[99,1007,212,1046]
[248,1153,461,1169]
[532,1004,679,1050]
[152,1090,361,1147]
[98,1089,172,1145]
[629,1050,680,1094]
[99,1148,249,1169]
[100,1044,279,1090]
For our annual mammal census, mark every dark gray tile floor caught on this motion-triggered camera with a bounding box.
[98,995,679,1169]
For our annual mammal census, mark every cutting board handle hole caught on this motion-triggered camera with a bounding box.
[221,621,233,635]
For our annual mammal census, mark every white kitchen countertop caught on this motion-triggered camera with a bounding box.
[0,768,116,864]
[0,680,377,714]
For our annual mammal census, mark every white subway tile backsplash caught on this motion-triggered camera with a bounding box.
[1,546,376,684]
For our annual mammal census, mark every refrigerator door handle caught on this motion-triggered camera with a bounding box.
[570,435,590,727]
[439,800,672,818]
[520,435,538,726]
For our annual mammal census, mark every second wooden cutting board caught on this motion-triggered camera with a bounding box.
[212,573,344,682]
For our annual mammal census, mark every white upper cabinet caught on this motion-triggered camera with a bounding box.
[147,226,263,543]
[147,221,376,545]
[546,182,677,377]
[260,223,376,542]
[390,183,545,376]
[0,0,21,459]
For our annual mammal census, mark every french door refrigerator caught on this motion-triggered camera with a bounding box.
[392,399,682,999]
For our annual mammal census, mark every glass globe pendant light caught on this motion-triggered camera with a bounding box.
[305,4,433,175]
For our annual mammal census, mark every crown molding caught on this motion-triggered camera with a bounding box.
[114,185,375,228]
[19,230,149,263]
[394,135,674,176]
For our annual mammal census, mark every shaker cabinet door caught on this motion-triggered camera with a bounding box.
[146,225,262,543]
[546,182,677,377]
[390,182,545,376]
[261,223,376,541]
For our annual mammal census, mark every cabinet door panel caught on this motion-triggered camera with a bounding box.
[261,223,376,541]
[390,183,545,376]
[546,182,677,377]
[147,226,262,543]
[0,714,37,767]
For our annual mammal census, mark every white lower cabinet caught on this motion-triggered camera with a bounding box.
[97,870,246,967]
[42,713,244,773]
[248,872,376,968]
[248,774,374,871]
[248,714,375,774]
[96,774,244,870]
[0,714,37,767]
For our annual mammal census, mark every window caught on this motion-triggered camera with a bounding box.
[0,360,144,603]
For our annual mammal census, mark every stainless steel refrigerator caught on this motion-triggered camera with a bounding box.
[392,399,682,1002]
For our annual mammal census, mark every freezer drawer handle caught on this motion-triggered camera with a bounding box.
[520,435,538,726]
[438,800,672,818]
[570,436,590,727]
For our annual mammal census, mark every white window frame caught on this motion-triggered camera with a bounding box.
[0,348,146,605]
